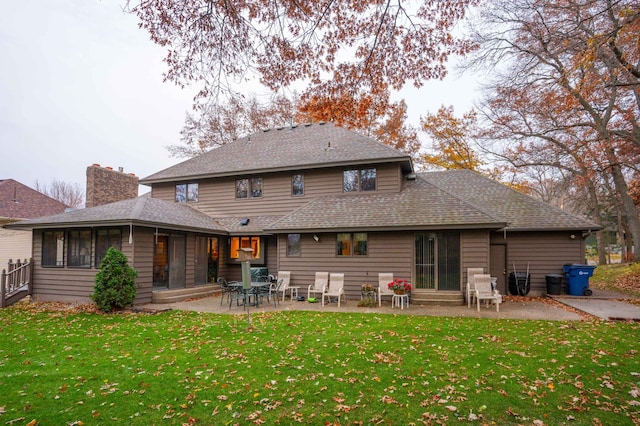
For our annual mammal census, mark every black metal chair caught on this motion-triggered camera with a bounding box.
[228,284,252,309]
[217,277,236,306]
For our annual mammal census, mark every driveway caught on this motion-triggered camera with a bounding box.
[550,289,640,321]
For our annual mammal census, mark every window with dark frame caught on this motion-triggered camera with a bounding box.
[42,230,64,267]
[95,228,122,267]
[229,236,264,263]
[336,232,368,256]
[236,177,263,199]
[176,183,198,202]
[292,174,304,196]
[187,183,199,202]
[343,168,376,192]
[67,229,92,268]
[360,168,377,191]
[287,234,301,256]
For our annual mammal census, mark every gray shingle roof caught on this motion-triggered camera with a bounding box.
[5,197,227,234]
[140,122,412,184]
[420,170,601,231]
[266,169,601,232]
[266,176,506,232]
[216,216,284,235]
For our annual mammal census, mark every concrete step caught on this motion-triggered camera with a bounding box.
[411,291,464,306]
[152,285,220,304]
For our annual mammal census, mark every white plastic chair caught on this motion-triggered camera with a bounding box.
[466,268,484,308]
[377,273,395,307]
[322,273,345,306]
[308,272,329,300]
[475,274,501,312]
[276,271,292,301]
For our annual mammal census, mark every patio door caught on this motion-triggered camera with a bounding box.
[414,232,460,291]
[415,233,436,289]
[154,233,186,289]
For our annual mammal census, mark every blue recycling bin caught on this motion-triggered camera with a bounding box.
[562,264,596,296]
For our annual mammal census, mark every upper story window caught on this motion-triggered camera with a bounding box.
[176,183,199,202]
[292,174,304,196]
[42,230,64,267]
[343,168,377,192]
[67,229,92,268]
[236,177,263,199]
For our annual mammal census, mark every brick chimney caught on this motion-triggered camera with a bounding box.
[85,164,139,208]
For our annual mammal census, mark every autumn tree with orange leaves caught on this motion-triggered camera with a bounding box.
[420,106,483,172]
[126,0,477,137]
[468,0,640,263]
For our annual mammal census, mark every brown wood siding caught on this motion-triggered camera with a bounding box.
[491,231,586,295]
[277,231,413,300]
[131,228,154,304]
[31,227,153,305]
[185,234,195,288]
[149,164,403,218]
[31,229,94,303]
[461,230,491,284]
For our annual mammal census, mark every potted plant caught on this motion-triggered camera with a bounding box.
[388,278,411,295]
[358,283,377,307]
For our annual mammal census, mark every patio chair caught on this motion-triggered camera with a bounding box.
[228,284,251,310]
[322,273,345,307]
[276,271,292,301]
[466,267,485,308]
[377,273,395,307]
[474,273,501,312]
[269,278,284,308]
[217,277,235,306]
[307,272,329,300]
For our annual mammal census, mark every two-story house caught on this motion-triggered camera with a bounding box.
[5,122,600,306]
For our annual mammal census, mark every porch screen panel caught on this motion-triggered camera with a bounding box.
[168,234,186,289]
[415,233,435,289]
[437,232,460,291]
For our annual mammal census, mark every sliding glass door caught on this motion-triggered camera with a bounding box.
[414,232,460,291]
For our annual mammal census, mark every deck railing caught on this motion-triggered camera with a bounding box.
[1,258,33,308]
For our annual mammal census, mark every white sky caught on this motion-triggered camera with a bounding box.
[0,0,479,196]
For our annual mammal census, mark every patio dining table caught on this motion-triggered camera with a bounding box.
[229,281,272,308]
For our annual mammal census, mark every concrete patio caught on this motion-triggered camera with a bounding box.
[141,287,640,322]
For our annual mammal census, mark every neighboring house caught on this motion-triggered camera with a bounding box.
[0,179,68,270]
[5,122,600,305]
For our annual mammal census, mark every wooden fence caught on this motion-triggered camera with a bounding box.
[1,258,33,308]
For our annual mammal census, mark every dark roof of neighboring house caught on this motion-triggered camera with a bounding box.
[0,179,68,219]
[140,122,413,184]
[420,170,601,232]
[0,179,68,220]
[5,196,227,234]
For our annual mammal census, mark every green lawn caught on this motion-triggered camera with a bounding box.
[1,303,639,425]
